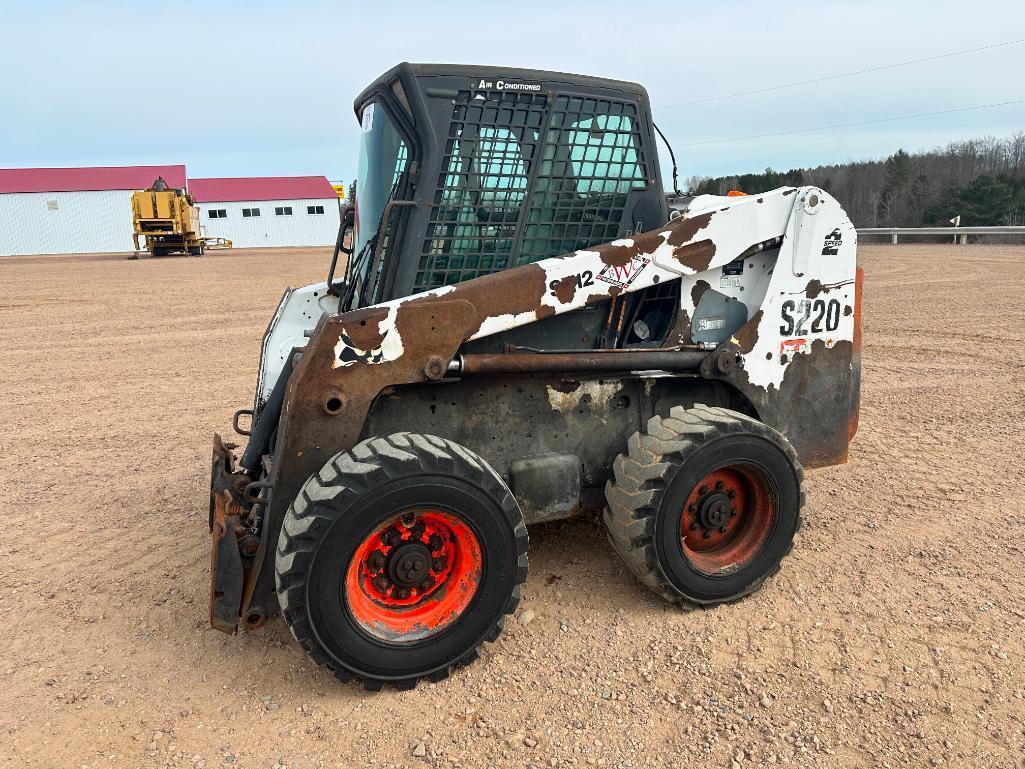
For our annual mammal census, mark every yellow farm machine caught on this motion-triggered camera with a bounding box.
[130,177,231,258]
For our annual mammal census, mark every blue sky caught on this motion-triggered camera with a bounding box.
[1,0,1022,183]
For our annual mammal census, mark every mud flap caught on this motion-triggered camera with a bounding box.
[210,433,244,634]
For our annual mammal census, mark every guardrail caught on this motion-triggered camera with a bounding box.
[857,226,1025,244]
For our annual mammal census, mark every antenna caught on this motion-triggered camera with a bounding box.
[652,122,682,197]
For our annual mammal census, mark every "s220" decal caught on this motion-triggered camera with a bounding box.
[779,298,841,335]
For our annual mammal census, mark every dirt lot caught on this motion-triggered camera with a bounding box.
[1,245,1023,769]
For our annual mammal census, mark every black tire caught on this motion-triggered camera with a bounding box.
[604,404,804,605]
[275,433,528,690]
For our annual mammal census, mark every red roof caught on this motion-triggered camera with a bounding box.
[189,176,336,203]
[0,165,187,194]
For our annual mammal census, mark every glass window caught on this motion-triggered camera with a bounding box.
[307,205,325,215]
[208,209,227,219]
[242,207,260,217]
[274,206,293,216]
[347,100,409,309]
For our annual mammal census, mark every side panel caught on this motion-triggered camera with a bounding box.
[697,190,858,466]
[362,374,739,523]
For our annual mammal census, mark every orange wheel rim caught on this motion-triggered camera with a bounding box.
[679,465,776,574]
[344,510,483,643]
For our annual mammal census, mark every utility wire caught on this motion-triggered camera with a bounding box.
[656,39,1024,111]
[673,99,1025,147]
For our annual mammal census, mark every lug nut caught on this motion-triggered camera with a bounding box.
[393,586,411,600]
[432,555,448,572]
[367,550,385,572]
[428,533,443,551]
[689,522,698,531]
[698,485,709,495]
[688,504,697,513]
[702,530,711,539]
[726,489,737,499]
[719,526,727,533]
[419,578,434,592]
[715,480,725,490]
[373,575,391,592]
[730,508,737,517]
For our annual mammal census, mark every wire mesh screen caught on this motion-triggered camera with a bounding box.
[415,91,649,290]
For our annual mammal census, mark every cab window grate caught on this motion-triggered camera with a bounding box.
[415,90,649,291]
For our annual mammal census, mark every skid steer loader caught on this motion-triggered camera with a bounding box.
[209,63,862,689]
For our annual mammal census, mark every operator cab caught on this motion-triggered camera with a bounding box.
[335,63,673,350]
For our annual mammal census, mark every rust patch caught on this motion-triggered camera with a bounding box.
[691,279,711,307]
[665,211,714,248]
[550,380,581,394]
[535,305,556,320]
[663,307,693,347]
[674,240,717,273]
[805,279,825,299]
[843,305,853,317]
[552,274,577,304]
[338,306,390,351]
[598,242,640,267]
[608,285,623,298]
[733,310,762,354]
[455,263,549,337]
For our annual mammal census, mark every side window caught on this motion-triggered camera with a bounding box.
[208,209,227,219]
[274,206,293,216]
[414,91,650,290]
[417,91,545,290]
[423,125,529,285]
[519,98,647,264]
[565,114,645,194]
[242,207,260,217]
[306,205,325,215]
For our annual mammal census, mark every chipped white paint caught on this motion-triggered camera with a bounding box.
[546,381,623,417]
[475,310,539,339]
[330,304,407,368]
[256,282,338,406]
[376,305,405,360]
[262,186,855,393]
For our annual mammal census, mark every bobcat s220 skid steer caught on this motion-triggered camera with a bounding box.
[209,63,862,689]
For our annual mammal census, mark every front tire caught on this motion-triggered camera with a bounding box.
[275,433,528,690]
[604,405,804,604]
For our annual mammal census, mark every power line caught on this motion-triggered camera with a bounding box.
[674,99,1025,147]
[656,39,1024,111]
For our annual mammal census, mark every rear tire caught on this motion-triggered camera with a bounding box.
[604,404,803,604]
[275,433,528,689]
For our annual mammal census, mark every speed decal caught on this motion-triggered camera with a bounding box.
[779,298,841,336]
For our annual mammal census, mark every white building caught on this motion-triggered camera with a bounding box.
[0,165,187,256]
[190,176,341,249]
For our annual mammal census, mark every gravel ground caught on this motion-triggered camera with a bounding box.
[1,245,1023,769]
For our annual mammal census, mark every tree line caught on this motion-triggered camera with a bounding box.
[686,132,1025,228]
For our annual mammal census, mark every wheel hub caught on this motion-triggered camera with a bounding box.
[345,509,485,643]
[698,492,733,530]
[387,542,432,587]
[679,465,776,573]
